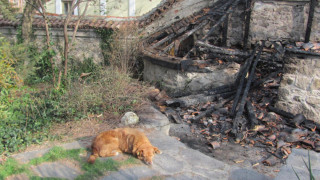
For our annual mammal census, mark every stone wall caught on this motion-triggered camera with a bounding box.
[250,0,309,44]
[276,54,320,123]
[0,27,104,64]
[143,60,240,96]
[226,0,320,46]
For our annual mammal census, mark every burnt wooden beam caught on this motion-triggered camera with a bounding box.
[285,47,320,56]
[221,13,229,47]
[192,96,234,122]
[152,33,175,48]
[232,41,264,136]
[195,40,249,56]
[202,0,242,40]
[305,0,317,43]
[161,20,210,55]
[230,46,258,116]
[245,100,258,128]
[267,105,294,119]
[207,84,236,95]
[243,0,253,49]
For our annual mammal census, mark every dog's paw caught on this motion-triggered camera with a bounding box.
[155,150,162,154]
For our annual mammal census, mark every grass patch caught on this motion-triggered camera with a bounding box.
[0,158,31,179]
[0,146,140,180]
[30,177,67,180]
[76,158,120,180]
[29,147,85,166]
[77,156,139,180]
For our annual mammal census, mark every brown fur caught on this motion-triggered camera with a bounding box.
[88,128,161,165]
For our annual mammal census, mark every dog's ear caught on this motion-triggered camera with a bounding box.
[137,149,144,156]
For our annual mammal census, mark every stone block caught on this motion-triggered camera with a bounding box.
[121,112,139,125]
[277,87,291,101]
[311,78,320,91]
[275,149,320,180]
[31,161,82,179]
[295,76,312,90]
[229,169,272,180]
[306,96,320,107]
[102,166,158,180]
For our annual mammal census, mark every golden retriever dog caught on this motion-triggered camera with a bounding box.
[88,128,161,165]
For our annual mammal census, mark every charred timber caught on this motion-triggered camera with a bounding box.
[268,105,320,132]
[285,47,320,56]
[207,83,236,95]
[231,46,258,116]
[195,41,249,57]
[162,20,209,55]
[243,0,252,49]
[202,0,243,40]
[305,0,316,43]
[192,97,233,122]
[232,42,265,136]
[221,13,229,47]
[245,100,258,129]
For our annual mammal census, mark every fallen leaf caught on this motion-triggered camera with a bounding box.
[252,163,259,167]
[234,160,244,163]
[210,141,221,149]
[252,125,266,132]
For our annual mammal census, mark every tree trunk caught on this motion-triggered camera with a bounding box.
[36,0,56,85]
[21,1,35,43]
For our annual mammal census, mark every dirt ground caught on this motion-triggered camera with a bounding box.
[169,123,283,178]
[13,109,282,179]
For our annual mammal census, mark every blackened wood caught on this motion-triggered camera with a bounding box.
[232,42,264,135]
[243,0,252,49]
[231,46,258,116]
[195,41,249,56]
[303,120,320,132]
[207,84,236,95]
[165,108,182,124]
[267,105,294,119]
[202,0,242,40]
[285,47,320,56]
[221,13,229,47]
[192,97,233,122]
[252,70,282,88]
[152,33,175,48]
[305,0,317,43]
[166,93,217,108]
[161,20,209,55]
[246,100,258,128]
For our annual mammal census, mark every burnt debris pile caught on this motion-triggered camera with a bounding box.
[143,0,320,166]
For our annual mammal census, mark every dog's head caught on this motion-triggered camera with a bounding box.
[137,147,160,165]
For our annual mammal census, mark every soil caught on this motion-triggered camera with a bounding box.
[169,123,282,178]
[12,100,282,179]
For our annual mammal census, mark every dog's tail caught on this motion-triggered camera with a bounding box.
[88,146,99,164]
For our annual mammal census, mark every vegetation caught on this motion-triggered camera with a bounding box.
[292,151,315,180]
[0,34,145,154]
[0,0,18,21]
[0,146,139,179]
[0,2,144,175]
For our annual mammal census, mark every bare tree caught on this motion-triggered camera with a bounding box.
[63,0,91,77]
[21,1,35,43]
[25,0,56,85]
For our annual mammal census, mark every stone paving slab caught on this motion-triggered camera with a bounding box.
[102,130,272,180]
[274,148,320,180]
[30,161,82,179]
[102,166,159,180]
[11,129,273,180]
